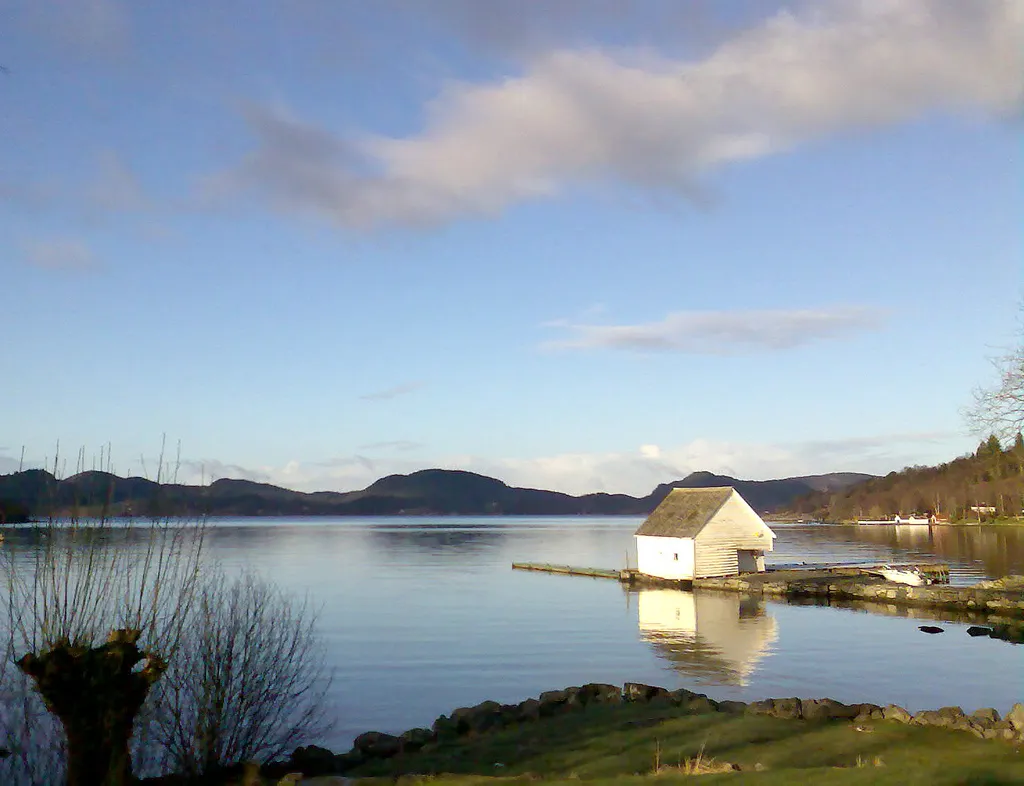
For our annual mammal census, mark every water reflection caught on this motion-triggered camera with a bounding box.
[769,523,1024,583]
[365,524,507,553]
[636,589,777,686]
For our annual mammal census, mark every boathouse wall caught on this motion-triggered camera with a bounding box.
[636,535,695,580]
[693,493,774,579]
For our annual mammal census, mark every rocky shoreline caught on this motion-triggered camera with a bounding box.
[282,682,1024,779]
[692,572,1024,621]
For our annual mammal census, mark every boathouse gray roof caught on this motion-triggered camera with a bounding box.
[634,487,734,538]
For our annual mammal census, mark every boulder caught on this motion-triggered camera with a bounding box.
[936,706,965,722]
[912,710,944,727]
[667,687,700,705]
[1007,703,1024,731]
[352,731,402,759]
[622,682,669,702]
[538,689,569,705]
[578,683,622,705]
[451,700,504,733]
[918,625,944,634]
[538,690,570,717]
[769,698,802,720]
[913,709,966,729]
[684,696,718,715]
[290,745,338,775]
[432,714,458,738]
[966,626,992,637]
[516,698,541,723]
[970,708,1000,725]
[745,700,775,717]
[399,727,434,751]
[882,704,913,724]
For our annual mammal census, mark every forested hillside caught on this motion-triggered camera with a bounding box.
[789,435,1024,522]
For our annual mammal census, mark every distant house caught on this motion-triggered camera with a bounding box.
[635,487,776,581]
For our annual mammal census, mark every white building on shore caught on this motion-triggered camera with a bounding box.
[635,487,776,580]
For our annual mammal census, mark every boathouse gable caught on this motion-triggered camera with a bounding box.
[634,487,775,581]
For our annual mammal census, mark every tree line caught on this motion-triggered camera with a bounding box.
[790,434,1024,522]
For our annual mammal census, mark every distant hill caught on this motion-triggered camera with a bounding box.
[785,436,1024,521]
[640,471,871,513]
[0,467,873,519]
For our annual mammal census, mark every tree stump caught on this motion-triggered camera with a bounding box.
[18,628,166,786]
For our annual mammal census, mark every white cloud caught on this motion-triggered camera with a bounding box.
[543,306,881,354]
[212,0,1022,228]
[359,381,425,401]
[22,238,99,271]
[159,431,959,497]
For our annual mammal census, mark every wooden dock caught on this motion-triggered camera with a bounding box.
[511,562,625,580]
[512,561,949,585]
[512,556,950,589]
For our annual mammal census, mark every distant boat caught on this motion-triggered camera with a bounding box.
[871,565,931,586]
[856,515,935,525]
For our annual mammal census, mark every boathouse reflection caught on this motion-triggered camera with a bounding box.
[637,589,778,686]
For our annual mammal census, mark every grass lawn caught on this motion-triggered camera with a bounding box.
[347,700,1024,785]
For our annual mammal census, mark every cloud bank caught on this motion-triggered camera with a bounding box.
[213,0,1022,228]
[147,431,955,497]
[544,306,882,354]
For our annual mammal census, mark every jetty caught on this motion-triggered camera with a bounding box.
[510,563,625,580]
[512,561,949,585]
[512,561,1024,621]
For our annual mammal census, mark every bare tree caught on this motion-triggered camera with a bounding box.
[145,570,332,778]
[0,446,332,785]
[966,328,1024,444]
[0,443,206,786]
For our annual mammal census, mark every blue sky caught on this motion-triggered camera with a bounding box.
[1,0,1021,495]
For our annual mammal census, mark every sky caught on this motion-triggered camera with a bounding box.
[1,0,1021,496]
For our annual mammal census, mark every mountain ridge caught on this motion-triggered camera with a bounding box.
[0,467,872,519]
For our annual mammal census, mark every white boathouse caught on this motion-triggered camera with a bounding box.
[635,487,776,580]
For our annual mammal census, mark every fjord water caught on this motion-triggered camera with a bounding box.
[193,517,1024,750]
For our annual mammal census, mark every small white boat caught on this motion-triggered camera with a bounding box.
[873,566,931,586]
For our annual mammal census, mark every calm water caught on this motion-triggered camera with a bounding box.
[4,517,1023,754]
[183,517,1024,750]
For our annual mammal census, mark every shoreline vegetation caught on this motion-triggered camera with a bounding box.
[177,681,1024,785]
[3,446,1023,525]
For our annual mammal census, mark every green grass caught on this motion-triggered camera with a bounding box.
[349,701,1024,785]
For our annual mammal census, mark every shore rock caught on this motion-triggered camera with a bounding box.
[399,727,434,751]
[451,700,504,732]
[966,626,992,637]
[918,625,944,634]
[684,696,718,715]
[970,708,1000,725]
[578,683,622,705]
[1007,703,1024,731]
[516,697,541,722]
[623,682,669,702]
[352,731,401,759]
[290,745,338,776]
[882,704,913,723]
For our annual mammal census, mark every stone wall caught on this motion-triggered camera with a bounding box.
[695,573,1024,620]
[284,682,1024,778]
